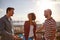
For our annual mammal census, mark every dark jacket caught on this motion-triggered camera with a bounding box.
[24,21,36,40]
[0,15,14,40]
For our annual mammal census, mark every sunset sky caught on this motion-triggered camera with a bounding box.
[0,0,60,24]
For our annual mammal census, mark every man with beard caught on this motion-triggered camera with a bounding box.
[39,9,56,40]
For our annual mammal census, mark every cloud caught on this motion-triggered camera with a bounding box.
[0,8,3,13]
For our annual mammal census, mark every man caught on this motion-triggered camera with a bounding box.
[39,9,56,40]
[0,7,18,40]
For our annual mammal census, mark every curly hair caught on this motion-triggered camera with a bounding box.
[28,13,36,20]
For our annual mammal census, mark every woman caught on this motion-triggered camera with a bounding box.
[24,13,36,40]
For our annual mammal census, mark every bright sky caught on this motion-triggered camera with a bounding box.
[0,0,60,24]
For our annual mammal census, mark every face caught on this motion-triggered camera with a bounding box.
[8,9,14,16]
[44,10,50,18]
[28,14,32,21]
[44,10,48,18]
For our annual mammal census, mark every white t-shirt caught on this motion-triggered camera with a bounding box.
[29,25,34,37]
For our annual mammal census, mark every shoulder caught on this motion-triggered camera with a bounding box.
[24,21,29,25]
[50,18,56,24]
[0,15,6,20]
[25,21,29,23]
[0,17,4,22]
[0,16,5,24]
[48,18,56,25]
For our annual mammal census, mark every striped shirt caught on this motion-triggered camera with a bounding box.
[43,18,56,39]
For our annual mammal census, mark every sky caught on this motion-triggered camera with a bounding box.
[0,0,60,24]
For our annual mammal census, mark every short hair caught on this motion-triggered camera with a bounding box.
[6,7,14,13]
[28,13,36,20]
[45,9,52,15]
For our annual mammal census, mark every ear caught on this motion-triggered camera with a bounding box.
[8,10,10,13]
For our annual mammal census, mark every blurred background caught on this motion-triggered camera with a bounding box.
[0,0,60,40]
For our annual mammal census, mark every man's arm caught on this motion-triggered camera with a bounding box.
[0,20,13,37]
[37,25,44,32]
[0,20,18,39]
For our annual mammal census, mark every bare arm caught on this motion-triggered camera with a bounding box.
[37,25,44,32]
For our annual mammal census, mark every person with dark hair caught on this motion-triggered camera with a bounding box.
[24,13,36,40]
[6,7,14,13]
[0,7,18,40]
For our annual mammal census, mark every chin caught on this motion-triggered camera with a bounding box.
[45,16,47,18]
[11,14,14,16]
[11,15,13,16]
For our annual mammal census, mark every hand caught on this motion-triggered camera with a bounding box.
[13,35,18,39]
[33,36,36,40]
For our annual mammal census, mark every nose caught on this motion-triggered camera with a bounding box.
[13,12,14,14]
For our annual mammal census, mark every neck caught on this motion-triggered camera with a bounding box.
[6,14,10,18]
[47,16,52,20]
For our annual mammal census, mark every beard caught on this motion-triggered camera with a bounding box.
[45,15,48,18]
[11,13,14,16]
